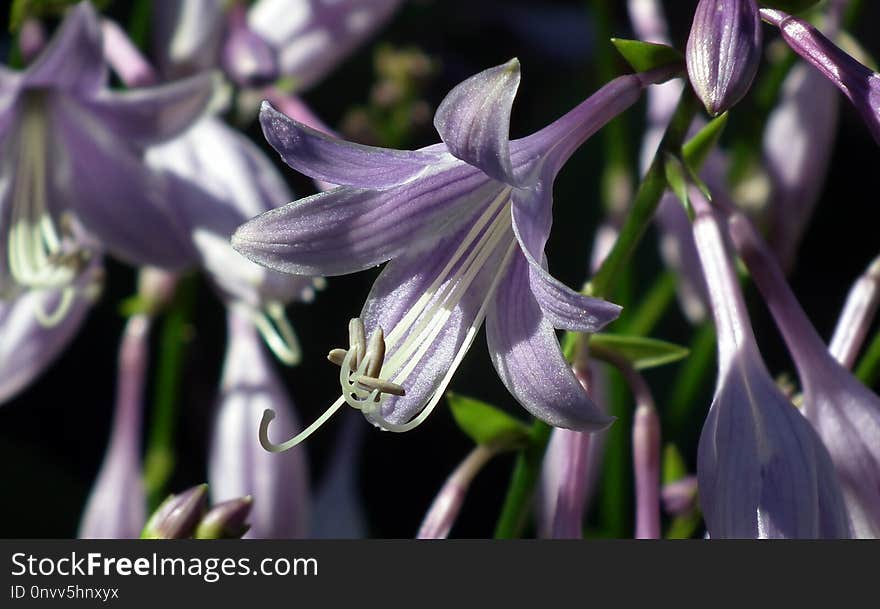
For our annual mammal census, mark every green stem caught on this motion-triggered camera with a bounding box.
[493,421,552,538]
[855,330,880,389]
[143,275,197,509]
[587,90,700,299]
[666,322,716,435]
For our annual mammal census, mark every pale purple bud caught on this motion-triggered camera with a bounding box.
[829,256,880,370]
[221,3,279,88]
[662,476,699,517]
[195,497,253,539]
[692,192,850,538]
[729,214,880,538]
[417,445,495,539]
[208,308,309,538]
[142,484,209,539]
[687,0,763,116]
[633,404,661,539]
[78,315,150,539]
[761,8,880,145]
[18,19,46,64]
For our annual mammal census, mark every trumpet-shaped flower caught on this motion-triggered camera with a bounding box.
[729,214,880,538]
[234,60,679,448]
[0,2,213,310]
[691,193,850,538]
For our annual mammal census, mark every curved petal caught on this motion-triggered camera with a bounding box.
[24,2,107,95]
[51,98,197,270]
[260,102,446,188]
[152,0,225,78]
[485,253,614,431]
[83,72,215,147]
[0,265,98,405]
[434,59,523,186]
[511,190,620,332]
[233,164,498,276]
[359,217,509,426]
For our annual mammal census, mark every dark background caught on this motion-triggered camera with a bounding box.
[1,0,878,538]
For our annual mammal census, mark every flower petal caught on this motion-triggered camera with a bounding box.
[434,59,523,185]
[83,72,215,147]
[485,253,614,431]
[152,0,225,78]
[24,2,107,95]
[0,266,98,405]
[511,188,621,332]
[259,102,445,188]
[359,220,508,426]
[233,163,498,276]
[51,99,196,270]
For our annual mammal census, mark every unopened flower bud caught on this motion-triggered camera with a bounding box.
[686,0,762,115]
[141,484,209,539]
[195,497,253,539]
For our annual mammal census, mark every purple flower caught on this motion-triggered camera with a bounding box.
[235,60,678,448]
[208,309,310,538]
[829,256,880,370]
[729,213,880,538]
[221,2,279,88]
[0,3,212,306]
[691,193,850,538]
[761,8,880,145]
[78,314,150,539]
[686,0,763,116]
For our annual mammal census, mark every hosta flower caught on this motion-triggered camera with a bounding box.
[208,309,309,538]
[761,8,880,145]
[729,213,880,538]
[235,60,679,448]
[829,256,880,370]
[686,0,763,116]
[691,193,850,538]
[0,2,212,310]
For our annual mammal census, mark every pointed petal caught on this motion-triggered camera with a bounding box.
[359,220,508,425]
[486,253,614,431]
[24,2,107,94]
[232,164,498,276]
[511,188,620,332]
[434,59,523,185]
[83,72,215,147]
[51,99,196,270]
[260,102,445,188]
[209,311,310,538]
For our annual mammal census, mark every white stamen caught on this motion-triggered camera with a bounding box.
[251,301,302,365]
[6,95,90,318]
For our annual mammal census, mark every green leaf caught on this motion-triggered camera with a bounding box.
[759,1,821,14]
[590,333,690,371]
[662,444,688,484]
[610,39,684,73]
[666,511,703,539]
[683,113,728,173]
[448,393,530,448]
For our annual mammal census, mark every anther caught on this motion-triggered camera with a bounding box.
[348,318,366,368]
